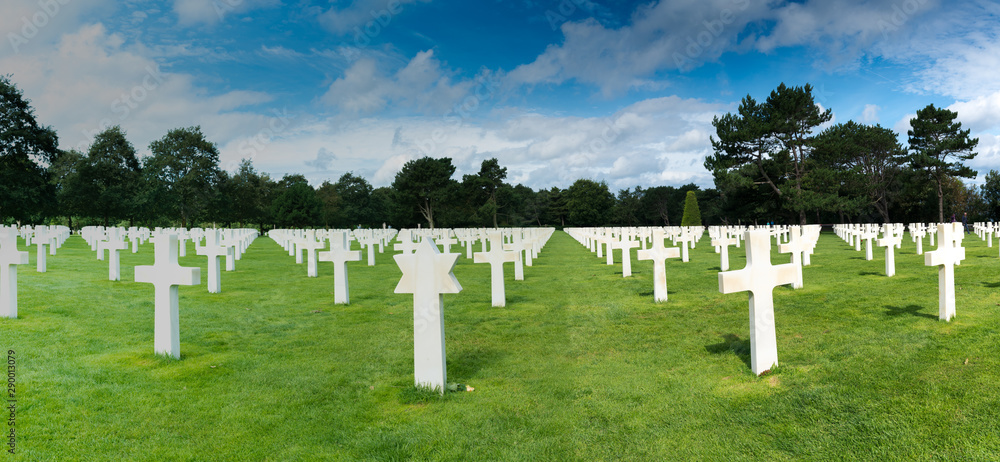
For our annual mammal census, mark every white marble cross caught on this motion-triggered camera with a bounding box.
[0,228,29,319]
[777,226,807,289]
[195,229,228,292]
[718,229,798,375]
[134,233,201,358]
[876,228,903,277]
[393,237,462,394]
[924,223,965,321]
[319,232,362,304]
[711,235,738,272]
[297,231,327,278]
[34,227,47,273]
[473,232,518,307]
[98,228,129,281]
[613,235,640,278]
[637,229,680,302]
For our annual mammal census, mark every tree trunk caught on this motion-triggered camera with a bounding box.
[937,181,945,223]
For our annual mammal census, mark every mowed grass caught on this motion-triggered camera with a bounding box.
[4,229,1000,460]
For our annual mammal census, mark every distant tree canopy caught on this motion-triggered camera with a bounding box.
[0,77,989,228]
[705,82,981,225]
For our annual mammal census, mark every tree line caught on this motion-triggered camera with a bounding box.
[1,76,993,230]
[705,83,983,225]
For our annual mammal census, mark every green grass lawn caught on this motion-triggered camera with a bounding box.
[4,229,1000,461]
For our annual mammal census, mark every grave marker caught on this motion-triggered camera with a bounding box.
[637,229,681,302]
[924,223,965,321]
[718,230,798,375]
[134,234,201,358]
[393,238,461,394]
[319,232,362,304]
[0,228,29,319]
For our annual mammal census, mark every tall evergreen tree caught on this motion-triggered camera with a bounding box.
[908,104,979,222]
[681,190,702,226]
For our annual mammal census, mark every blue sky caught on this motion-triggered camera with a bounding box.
[2,0,998,191]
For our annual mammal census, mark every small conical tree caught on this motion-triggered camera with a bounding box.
[680,190,702,226]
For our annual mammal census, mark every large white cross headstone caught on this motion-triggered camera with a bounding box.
[924,223,965,321]
[473,232,518,307]
[319,232,362,304]
[718,229,798,375]
[393,238,462,394]
[134,233,201,358]
[637,229,680,302]
[0,228,29,319]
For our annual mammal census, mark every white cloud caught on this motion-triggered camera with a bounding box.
[861,104,881,123]
[318,0,427,35]
[0,0,114,57]
[948,91,1000,133]
[0,23,274,157]
[321,50,481,116]
[508,0,770,96]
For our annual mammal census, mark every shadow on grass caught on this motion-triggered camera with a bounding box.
[983,282,1000,288]
[448,346,505,380]
[705,334,751,370]
[858,271,881,276]
[638,289,674,297]
[884,304,937,320]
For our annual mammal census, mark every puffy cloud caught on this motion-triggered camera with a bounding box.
[861,104,881,123]
[0,23,274,156]
[321,50,484,116]
[948,91,1000,133]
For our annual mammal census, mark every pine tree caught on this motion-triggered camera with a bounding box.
[681,190,702,226]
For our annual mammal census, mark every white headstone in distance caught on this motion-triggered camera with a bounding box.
[34,227,47,273]
[473,232,518,307]
[876,229,903,277]
[195,229,227,293]
[637,229,680,302]
[134,233,201,358]
[924,223,965,322]
[0,228,29,318]
[718,229,798,375]
[393,237,462,394]
[613,235,640,278]
[711,235,738,272]
[318,232,362,304]
[298,231,327,278]
[777,226,807,289]
[99,228,129,281]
